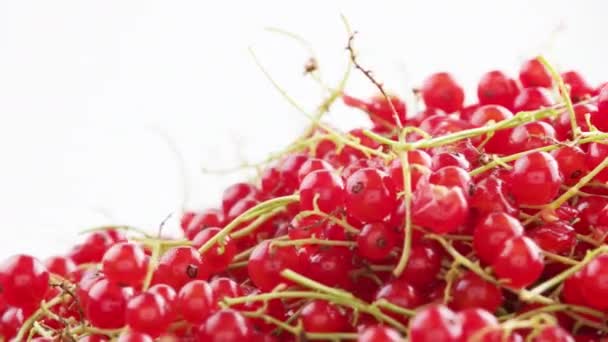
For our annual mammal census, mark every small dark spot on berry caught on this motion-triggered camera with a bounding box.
[351,182,364,194]
[570,170,583,179]
[186,264,199,279]
[468,183,476,197]
[376,238,387,248]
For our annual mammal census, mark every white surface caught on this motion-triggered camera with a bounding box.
[0,0,606,259]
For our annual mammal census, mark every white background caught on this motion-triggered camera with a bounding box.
[0,0,606,259]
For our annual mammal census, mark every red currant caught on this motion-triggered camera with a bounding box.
[248,240,306,291]
[197,309,254,342]
[126,292,169,336]
[473,212,524,264]
[421,72,465,113]
[0,254,49,309]
[300,300,350,333]
[513,87,554,112]
[345,168,397,223]
[508,151,562,206]
[177,280,215,324]
[411,181,468,234]
[519,58,552,88]
[86,278,130,328]
[101,242,147,287]
[409,304,462,342]
[477,70,519,109]
[492,236,544,288]
[450,272,503,312]
[562,70,593,102]
[299,169,345,214]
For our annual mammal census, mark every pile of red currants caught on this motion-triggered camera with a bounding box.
[2,50,608,342]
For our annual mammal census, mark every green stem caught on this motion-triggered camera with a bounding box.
[16,295,65,341]
[538,56,578,138]
[393,133,413,277]
[229,207,284,239]
[271,237,355,248]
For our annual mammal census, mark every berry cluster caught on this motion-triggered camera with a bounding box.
[2,31,608,342]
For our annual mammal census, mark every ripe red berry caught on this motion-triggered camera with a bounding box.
[469,175,519,217]
[473,212,524,264]
[148,283,177,321]
[357,325,401,342]
[69,231,116,264]
[375,280,423,313]
[388,150,432,191]
[508,151,562,206]
[561,70,593,102]
[197,309,254,342]
[155,246,207,290]
[297,158,333,183]
[411,181,468,234]
[492,236,544,288]
[343,94,408,128]
[210,277,244,301]
[299,169,345,214]
[598,84,608,116]
[300,300,350,333]
[450,272,503,312]
[307,247,353,288]
[409,304,462,342]
[117,332,153,342]
[513,87,554,112]
[345,168,397,223]
[126,292,169,336]
[477,70,519,109]
[579,254,608,310]
[429,166,472,193]
[86,278,130,328]
[248,240,306,291]
[421,72,465,113]
[397,243,442,287]
[528,221,576,255]
[457,308,498,342]
[222,182,259,215]
[0,254,49,309]
[508,121,556,153]
[431,152,471,172]
[182,208,224,240]
[44,256,77,278]
[586,142,608,183]
[101,242,147,287]
[177,280,215,324]
[356,223,398,261]
[519,58,552,88]
[191,228,236,274]
[552,146,588,185]
[534,326,574,342]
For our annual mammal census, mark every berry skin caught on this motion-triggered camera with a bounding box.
[375,280,424,313]
[397,243,442,287]
[197,309,254,342]
[177,280,215,324]
[473,212,524,265]
[44,256,77,278]
[411,181,469,234]
[533,326,574,342]
[182,208,224,240]
[300,300,349,333]
[598,84,608,116]
[86,279,130,329]
[586,142,608,183]
[101,242,148,287]
[421,72,465,113]
[191,228,236,274]
[431,152,471,172]
[469,105,514,153]
[513,87,554,112]
[552,146,588,186]
[125,292,169,336]
[148,284,177,322]
[508,151,562,206]
[0,254,49,309]
[69,231,116,264]
[477,70,519,109]
[297,158,333,183]
[345,168,397,223]
[307,247,353,288]
[469,174,519,217]
[221,182,259,215]
[409,304,462,342]
[450,272,503,312]
[117,332,154,342]
[357,325,401,342]
[457,308,498,342]
[528,221,576,255]
[356,223,398,261]
[155,246,207,290]
[299,169,345,214]
[508,121,556,153]
[342,94,408,128]
[561,70,593,102]
[429,166,472,193]
[248,240,306,292]
[388,150,432,191]
[492,236,544,288]
[580,255,608,310]
[519,57,552,88]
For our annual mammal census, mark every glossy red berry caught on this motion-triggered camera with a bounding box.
[598,84,608,116]
[375,280,423,313]
[300,300,349,333]
[0,307,24,339]
[155,246,207,290]
[182,208,224,240]
[177,280,215,324]
[356,223,398,261]
[345,168,397,223]
[411,181,468,234]
[492,236,544,288]
[117,332,153,342]
[0,254,49,308]
[508,121,556,153]
[148,283,177,321]
[409,304,462,342]
[101,242,147,287]
[210,277,244,301]
[86,279,130,328]
[299,169,345,214]
[297,158,333,183]
[69,231,116,264]
[477,70,519,109]
[44,256,77,278]
[388,150,432,191]
[421,72,465,113]
[357,325,401,342]
[519,58,552,88]
[470,174,519,217]
[457,308,498,342]
[429,166,472,193]
[431,152,471,172]
[513,87,554,112]
[126,292,169,336]
[473,212,524,264]
[562,70,593,102]
[528,221,576,255]
[397,244,442,287]
[222,182,259,215]
[552,146,588,185]
[579,255,608,310]
[508,151,562,205]
[343,94,408,128]
[450,272,503,312]
[534,326,575,342]
[197,309,254,342]
[191,228,236,274]
[248,240,306,291]
[307,247,353,288]
[586,142,608,182]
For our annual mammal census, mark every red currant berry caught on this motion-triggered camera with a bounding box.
[473,212,524,264]
[300,300,350,333]
[411,182,468,234]
[356,223,398,261]
[586,142,608,183]
[397,243,442,287]
[421,72,465,113]
[508,151,562,206]
[182,208,224,240]
[519,57,552,88]
[457,308,498,342]
[177,280,215,324]
[528,221,576,255]
[357,325,401,342]
[343,94,408,129]
[210,277,244,301]
[148,283,177,321]
[431,152,471,172]
[345,168,397,223]
[580,254,608,310]
[155,246,207,290]
[429,166,472,193]
[222,182,259,215]
[299,169,345,214]
[409,304,462,342]
[562,70,593,102]
[69,231,115,264]
[508,121,556,153]
[375,280,424,313]
[248,240,306,292]
[477,70,519,109]
[197,309,254,342]
[44,256,76,279]
[101,242,147,287]
[389,150,432,191]
[450,272,503,312]
[0,254,49,309]
[117,332,153,342]
[470,175,519,217]
[513,87,554,112]
[191,228,236,274]
[86,278,130,328]
[492,236,544,288]
[126,292,169,336]
[298,158,333,183]
[598,84,608,116]
[552,146,588,185]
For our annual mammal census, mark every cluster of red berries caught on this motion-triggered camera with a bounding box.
[1,50,608,342]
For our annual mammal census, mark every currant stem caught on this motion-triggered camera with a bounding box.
[271,237,356,248]
[538,56,579,138]
[393,130,414,277]
[16,295,66,341]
